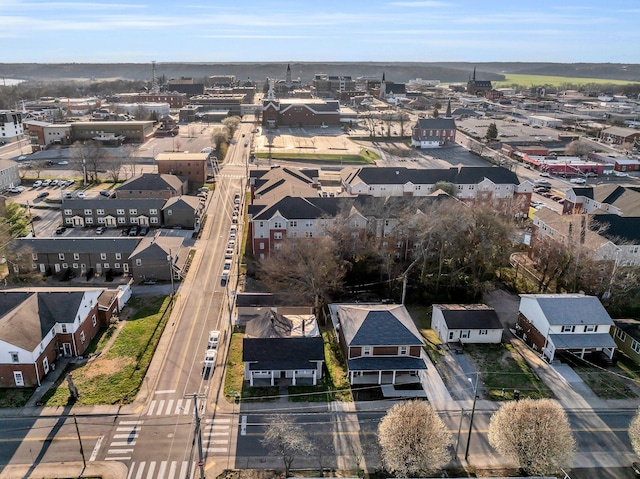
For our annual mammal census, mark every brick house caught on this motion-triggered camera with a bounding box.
[0,287,125,388]
[262,98,340,128]
[328,303,427,385]
[155,153,208,187]
[411,118,456,148]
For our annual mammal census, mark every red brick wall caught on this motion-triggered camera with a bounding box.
[157,160,206,185]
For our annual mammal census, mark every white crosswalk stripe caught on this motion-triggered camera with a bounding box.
[147,399,192,416]
[104,420,144,461]
[127,461,196,479]
[201,417,232,453]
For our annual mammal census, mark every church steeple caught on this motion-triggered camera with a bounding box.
[285,63,292,87]
[267,78,275,101]
[445,98,452,118]
[472,66,476,81]
[382,71,386,83]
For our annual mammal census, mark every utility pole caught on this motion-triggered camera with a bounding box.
[186,393,206,479]
[464,373,479,462]
[72,414,87,469]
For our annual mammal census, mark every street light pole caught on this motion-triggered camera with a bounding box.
[464,373,479,462]
[167,251,175,301]
[454,407,465,460]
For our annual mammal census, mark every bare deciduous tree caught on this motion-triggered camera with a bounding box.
[565,139,593,157]
[258,236,345,321]
[377,400,450,477]
[261,414,312,477]
[105,157,123,183]
[70,140,107,183]
[222,116,242,137]
[488,398,575,476]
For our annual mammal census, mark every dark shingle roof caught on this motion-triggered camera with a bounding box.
[350,310,424,346]
[348,166,519,186]
[62,198,167,209]
[571,187,594,199]
[118,173,185,192]
[253,196,336,221]
[17,238,140,254]
[236,293,274,307]
[452,166,520,185]
[521,294,613,326]
[0,291,87,350]
[614,319,640,340]
[415,118,456,130]
[242,337,324,370]
[591,214,640,243]
[437,305,503,330]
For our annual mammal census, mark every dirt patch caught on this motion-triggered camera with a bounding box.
[85,356,134,376]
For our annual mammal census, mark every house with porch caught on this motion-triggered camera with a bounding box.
[328,303,427,385]
[242,309,323,387]
[62,198,165,229]
[516,293,616,362]
[612,319,640,364]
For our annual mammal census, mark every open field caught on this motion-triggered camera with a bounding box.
[494,73,640,87]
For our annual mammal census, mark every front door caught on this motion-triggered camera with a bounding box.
[13,371,24,387]
[63,343,72,357]
[43,357,49,375]
[39,264,46,273]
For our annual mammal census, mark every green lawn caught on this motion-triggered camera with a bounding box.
[254,147,377,164]
[0,388,35,408]
[560,353,637,400]
[494,73,639,87]
[41,296,171,406]
[464,343,553,400]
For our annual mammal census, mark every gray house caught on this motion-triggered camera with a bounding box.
[128,234,186,282]
[161,196,204,229]
[115,173,188,199]
[62,198,165,228]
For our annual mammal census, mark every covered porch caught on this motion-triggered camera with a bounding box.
[546,333,617,362]
[347,356,427,385]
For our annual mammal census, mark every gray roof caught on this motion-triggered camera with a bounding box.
[436,305,503,330]
[242,337,324,370]
[118,173,185,192]
[236,293,273,307]
[334,304,423,346]
[548,333,616,350]
[521,294,613,326]
[62,198,167,209]
[347,166,520,187]
[17,237,140,254]
[592,214,640,243]
[348,356,427,372]
[129,235,184,260]
[162,195,201,210]
[0,291,86,350]
[415,118,456,130]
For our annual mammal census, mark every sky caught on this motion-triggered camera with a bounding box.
[1,0,639,64]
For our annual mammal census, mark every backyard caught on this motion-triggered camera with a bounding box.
[40,295,171,406]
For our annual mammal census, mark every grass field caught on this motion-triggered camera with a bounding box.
[254,147,378,164]
[494,73,639,87]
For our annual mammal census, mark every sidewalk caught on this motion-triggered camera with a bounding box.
[0,461,127,479]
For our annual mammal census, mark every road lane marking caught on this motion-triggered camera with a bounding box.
[179,461,189,479]
[205,417,231,423]
[126,462,136,479]
[117,427,140,432]
[155,389,176,394]
[208,439,228,444]
[165,399,174,415]
[120,420,144,425]
[204,447,227,453]
[111,441,137,446]
[114,434,139,439]
[168,461,177,479]
[108,448,134,454]
[89,435,103,461]
[241,415,247,436]
[157,461,167,479]
[156,399,165,415]
[107,456,131,461]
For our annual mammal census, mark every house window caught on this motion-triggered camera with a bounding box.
[73,263,78,269]
[84,209,92,215]
[274,243,282,250]
[96,209,104,215]
[289,221,297,227]
[129,209,137,215]
[305,232,313,238]
[585,325,597,332]
[150,209,158,215]
[479,329,488,335]
[58,253,65,260]
[103,263,109,269]
[100,253,107,260]
[461,330,470,339]
[167,209,173,216]
[616,328,627,341]
[92,315,97,327]
[62,324,67,333]
[274,221,283,228]
[363,346,371,356]
[117,209,125,215]
[80,331,85,344]
[10,352,19,363]
[150,217,158,224]
[32,253,38,260]
[135,259,142,266]
[114,263,120,269]
[259,242,265,250]
[448,331,455,341]
[85,217,93,224]
[400,346,408,355]
[64,209,72,216]
[274,232,283,239]
[632,339,640,354]
[73,253,80,260]
[118,217,126,224]
[561,325,576,333]
[115,253,121,260]
[62,263,68,269]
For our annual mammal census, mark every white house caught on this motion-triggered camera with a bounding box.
[431,304,503,344]
[517,293,616,362]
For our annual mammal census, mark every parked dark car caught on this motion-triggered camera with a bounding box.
[139,226,149,236]
[121,227,130,236]
[99,190,111,197]
[36,191,49,199]
[129,226,140,236]
[55,226,67,235]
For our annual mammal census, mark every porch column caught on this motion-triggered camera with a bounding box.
[580,348,586,359]
[312,369,317,386]
[292,371,296,386]
[271,371,274,386]
[378,370,382,385]
[392,370,396,385]
[608,347,615,359]
[349,371,353,384]
[250,372,253,387]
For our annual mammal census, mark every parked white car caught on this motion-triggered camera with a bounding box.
[208,330,220,349]
[203,349,217,371]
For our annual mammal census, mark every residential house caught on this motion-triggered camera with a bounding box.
[242,309,323,386]
[328,303,427,385]
[563,185,640,217]
[516,293,616,362]
[155,153,208,187]
[431,304,503,344]
[0,287,125,387]
[161,196,204,230]
[411,118,456,148]
[599,126,640,146]
[116,173,188,199]
[249,166,319,203]
[612,319,640,363]
[128,234,186,282]
[61,198,165,229]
